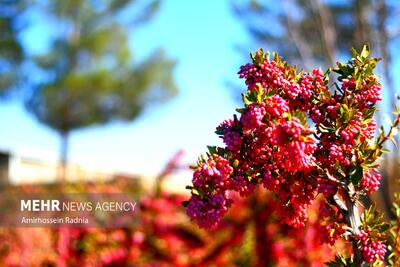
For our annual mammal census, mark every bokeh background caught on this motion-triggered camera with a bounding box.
[0,0,399,266]
[0,0,245,185]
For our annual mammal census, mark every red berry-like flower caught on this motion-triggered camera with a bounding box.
[186,47,390,265]
[192,155,233,191]
[360,169,381,193]
[186,193,233,229]
[356,229,386,263]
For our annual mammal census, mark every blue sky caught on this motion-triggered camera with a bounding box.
[0,0,250,177]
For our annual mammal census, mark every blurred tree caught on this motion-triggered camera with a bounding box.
[25,0,177,179]
[0,0,26,96]
[232,0,398,105]
[232,0,399,217]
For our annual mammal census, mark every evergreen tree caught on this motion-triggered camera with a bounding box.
[26,0,177,179]
[232,0,398,101]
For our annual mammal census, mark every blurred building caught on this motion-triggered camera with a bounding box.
[0,150,124,184]
[0,150,188,194]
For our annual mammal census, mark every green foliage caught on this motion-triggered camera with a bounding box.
[362,205,390,234]
[0,0,26,96]
[26,0,177,135]
[350,166,363,186]
[334,45,379,89]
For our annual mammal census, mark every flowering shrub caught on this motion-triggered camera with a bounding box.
[0,188,337,266]
[185,46,400,265]
[136,189,337,266]
[0,150,338,267]
[0,47,398,266]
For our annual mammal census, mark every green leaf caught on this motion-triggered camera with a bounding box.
[207,146,217,154]
[182,201,189,207]
[318,124,334,133]
[251,48,265,65]
[242,93,252,106]
[326,254,355,266]
[191,188,200,196]
[236,108,246,114]
[350,47,358,58]
[350,166,363,185]
[355,74,363,89]
[360,45,370,59]
[207,146,226,156]
[293,111,309,127]
[233,159,239,168]
[363,108,375,120]
[256,84,264,103]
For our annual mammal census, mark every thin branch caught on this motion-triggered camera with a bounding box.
[374,0,397,108]
[283,0,316,69]
[333,194,348,212]
[308,0,337,67]
[378,114,400,148]
[343,186,367,266]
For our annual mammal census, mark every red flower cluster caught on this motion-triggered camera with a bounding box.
[186,192,233,229]
[309,71,383,195]
[192,155,233,190]
[186,47,390,265]
[360,169,382,194]
[219,119,243,153]
[187,52,321,228]
[356,228,386,263]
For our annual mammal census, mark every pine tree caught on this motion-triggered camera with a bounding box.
[25,0,177,179]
